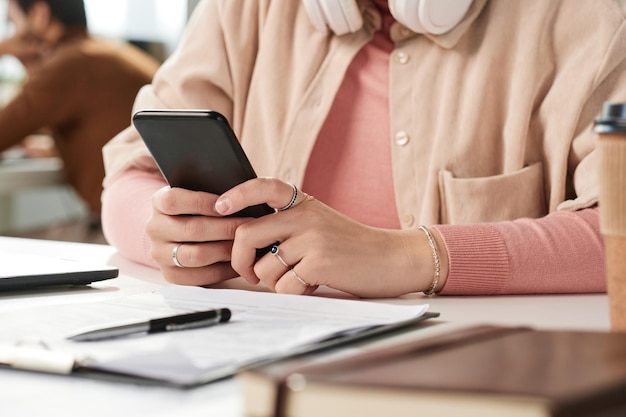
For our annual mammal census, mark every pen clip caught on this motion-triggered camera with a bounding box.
[164,317,221,331]
[148,308,231,333]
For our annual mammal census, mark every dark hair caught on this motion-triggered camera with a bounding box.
[15,0,87,27]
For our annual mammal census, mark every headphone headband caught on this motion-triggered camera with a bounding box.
[302,0,474,35]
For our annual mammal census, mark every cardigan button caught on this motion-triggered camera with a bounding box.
[395,131,410,146]
[402,214,415,227]
[395,51,410,64]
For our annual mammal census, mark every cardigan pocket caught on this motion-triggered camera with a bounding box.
[438,162,546,224]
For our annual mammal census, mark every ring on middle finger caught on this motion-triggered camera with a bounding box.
[270,244,290,268]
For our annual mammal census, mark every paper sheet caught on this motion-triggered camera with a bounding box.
[0,285,430,385]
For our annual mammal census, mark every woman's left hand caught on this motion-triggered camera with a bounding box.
[215,178,438,298]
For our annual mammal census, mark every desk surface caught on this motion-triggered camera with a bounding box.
[0,237,610,417]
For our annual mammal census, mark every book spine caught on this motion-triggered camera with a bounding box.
[274,325,530,417]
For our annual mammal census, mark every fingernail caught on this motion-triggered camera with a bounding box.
[215,197,231,214]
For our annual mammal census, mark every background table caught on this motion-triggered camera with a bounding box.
[0,157,64,194]
[0,158,87,234]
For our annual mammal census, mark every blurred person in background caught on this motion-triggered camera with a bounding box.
[0,0,158,226]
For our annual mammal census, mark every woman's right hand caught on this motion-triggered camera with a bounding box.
[145,186,253,286]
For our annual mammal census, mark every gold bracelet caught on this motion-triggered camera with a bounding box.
[418,225,440,296]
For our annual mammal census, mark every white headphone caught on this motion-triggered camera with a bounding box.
[302,0,474,36]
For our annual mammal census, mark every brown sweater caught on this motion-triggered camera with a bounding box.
[0,29,158,214]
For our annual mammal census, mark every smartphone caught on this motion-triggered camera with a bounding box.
[132,109,274,218]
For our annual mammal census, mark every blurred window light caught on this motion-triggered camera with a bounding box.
[0,0,25,86]
[0,0,6,37]
[0,0,194,83]
[85,0,188,55]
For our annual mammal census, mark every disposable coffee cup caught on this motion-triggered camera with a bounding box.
[594,102,626,331]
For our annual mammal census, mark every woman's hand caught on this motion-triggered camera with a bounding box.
[215,178,445,298]
[146,186,254,286]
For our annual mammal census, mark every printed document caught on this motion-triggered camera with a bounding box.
[0,285,431,386]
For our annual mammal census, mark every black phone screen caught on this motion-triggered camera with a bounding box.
[133,109,275,219]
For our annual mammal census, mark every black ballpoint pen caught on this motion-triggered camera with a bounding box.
[67,308,232,342]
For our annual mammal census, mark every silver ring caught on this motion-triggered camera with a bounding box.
[270,245,290,268]
[290,268,310,287]
[278,183,298,211]
[172,243,185,268]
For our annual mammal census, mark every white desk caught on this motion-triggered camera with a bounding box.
[0,237,610,416]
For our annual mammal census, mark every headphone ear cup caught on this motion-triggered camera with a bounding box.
[302,0,330,32]
[390,0,474,35]
[389,0,426,33]
[302,0,363,35]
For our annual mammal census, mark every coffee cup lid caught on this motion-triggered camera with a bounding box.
[594,102,626,133]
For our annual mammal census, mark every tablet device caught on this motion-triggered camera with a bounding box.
[0,253,118,291]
